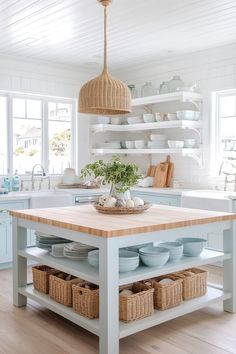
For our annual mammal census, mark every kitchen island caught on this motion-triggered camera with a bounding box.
[11,204,236,354]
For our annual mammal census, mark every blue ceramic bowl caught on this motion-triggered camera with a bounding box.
[176,238,207,257]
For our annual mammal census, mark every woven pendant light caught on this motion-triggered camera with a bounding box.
[79,0,132,115]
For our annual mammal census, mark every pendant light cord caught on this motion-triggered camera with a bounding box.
[104,6,107,71]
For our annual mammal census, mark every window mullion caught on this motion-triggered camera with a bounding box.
[42,99,49,173]
[7,94,13,175]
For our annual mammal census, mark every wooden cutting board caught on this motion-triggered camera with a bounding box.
[147,165,156,177]
[153,162,169,187]
[165,155,174,187]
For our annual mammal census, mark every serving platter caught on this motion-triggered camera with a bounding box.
[94,202,151,215]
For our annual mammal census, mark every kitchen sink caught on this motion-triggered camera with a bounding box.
[28,191,73,209]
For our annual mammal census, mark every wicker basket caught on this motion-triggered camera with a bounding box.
[119,282,154,322]
[94,203,151,215]
[72,282,99,319]
[148,276,183,310]
[49,272,83,307]
[172,268,208,300]
[32,265,59,294]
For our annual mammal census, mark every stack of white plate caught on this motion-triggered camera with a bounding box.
[98,141,121,149]
[63,242,97,260]
[148,134,167,148]
[35,232,71,251]
[51,244,66,258]
[88,249,140,272]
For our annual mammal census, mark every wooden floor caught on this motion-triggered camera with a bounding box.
[0,266,236,354]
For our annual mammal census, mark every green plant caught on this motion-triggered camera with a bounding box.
[81,156,142,194]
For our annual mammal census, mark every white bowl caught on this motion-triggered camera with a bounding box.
[128,116,143,124]
[176,238,207,257]
[158,242,183,262]
[166,113,177,121]
[125,141,135,149]
[110,117,122,125]
[176,110,200,121]
[184,139,196,148]
[168,140,184,148]
[134,140,146,149]
[97,116,110,124]
[148,141,166,149]
[139,247,169,267]
[143,113,155,123]
[155,113,163,121]
[150,134,166,141]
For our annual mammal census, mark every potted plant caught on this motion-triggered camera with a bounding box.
[81,156,142,197]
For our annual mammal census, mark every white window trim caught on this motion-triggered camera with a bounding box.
[211,89,236,176]
[0,90,76,176]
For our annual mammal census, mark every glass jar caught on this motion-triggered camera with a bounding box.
[168,75,184,92]
[128,85,138,99]
[141,82,155,97]
[159,81,169,94]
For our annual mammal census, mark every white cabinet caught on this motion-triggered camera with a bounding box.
[0,200,29,268]
[131,191,181,206]
[0,215,12,264]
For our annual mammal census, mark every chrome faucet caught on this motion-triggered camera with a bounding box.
[31,164,45,191]
[219,160,236,191]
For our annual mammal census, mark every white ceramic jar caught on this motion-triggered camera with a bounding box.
[62,168,76,185]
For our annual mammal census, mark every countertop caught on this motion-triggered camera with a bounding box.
[10,204,236,238]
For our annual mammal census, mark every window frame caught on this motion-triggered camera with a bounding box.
[211,89,236,176]
[0,91,76,176]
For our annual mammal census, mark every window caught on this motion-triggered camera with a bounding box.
[211,90,236,174]
[0,93,76,176]
[48,102,72,174]
[0,97,7,175]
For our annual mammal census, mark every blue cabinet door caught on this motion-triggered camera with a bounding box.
[0,216,12,264]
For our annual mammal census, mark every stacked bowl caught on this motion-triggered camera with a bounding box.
[139,246,169,267]
[88,249,140,273]
[158,242,183,262]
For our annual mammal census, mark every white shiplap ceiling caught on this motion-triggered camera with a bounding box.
[0,0,236,70]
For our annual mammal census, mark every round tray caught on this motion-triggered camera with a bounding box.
[94,203,151,215]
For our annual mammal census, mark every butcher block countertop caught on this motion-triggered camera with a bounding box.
[10,204,236,238]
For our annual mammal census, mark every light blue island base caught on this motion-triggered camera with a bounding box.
[11,204,236,354]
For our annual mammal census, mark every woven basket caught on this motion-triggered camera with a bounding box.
[72,282,99,319]
[32,265,59,294]
[172,268,208,300]
[94,203,151,215]
[148,276,183,310]
[119,282,154,322]
[49,273,83,307]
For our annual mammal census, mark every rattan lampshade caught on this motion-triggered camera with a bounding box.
[79,0,132,115]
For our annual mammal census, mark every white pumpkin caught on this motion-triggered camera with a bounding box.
[125,199,135,208]
[133,197,144,207]
[104,196,117,208]
[98,195,109,206]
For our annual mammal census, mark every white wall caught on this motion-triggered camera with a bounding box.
[0,54,93,175]
[111,42,236,188]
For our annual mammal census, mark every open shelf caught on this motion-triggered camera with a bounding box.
[18,284,100,336]
[19,247,230,286]
[91,120,202,133]
[19,284,230,340]
[131,91,203,107]
[91,148,201,156]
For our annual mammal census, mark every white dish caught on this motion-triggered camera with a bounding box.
[143,113,155,123]
[148,141,166,149]
[127,116,143,124]
[166,113,177,121]
[176,110,200,121]
[110,117,122,125]
[168,140,184,148]
[134,140,146,149]
[125,141,135,149]
[184,139,196,148]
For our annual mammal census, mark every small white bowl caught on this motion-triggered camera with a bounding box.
[97,116,110,124]
[184,139,196,148]
[134,140,146,149]
[110,117,122,125]
[176,110,200,121]
[166,113,177,121]
[127,116,143,124]
[143,113,155,123]
[155,113,163,121]
[168,140,184,148]
[125,141,135,149]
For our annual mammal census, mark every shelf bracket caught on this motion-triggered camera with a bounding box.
[183,151,203,167]
[183,126,202,143]
[181,97,202,111]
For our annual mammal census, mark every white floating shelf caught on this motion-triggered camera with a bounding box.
[91,119,202,133]
[19,284,231,340]
[20,247,230,287]
[132,91,202,107]
[119,286,231,338]
[91,148,201,156]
